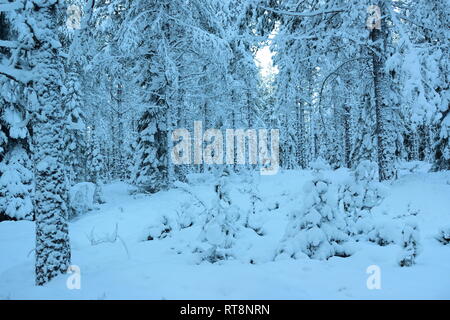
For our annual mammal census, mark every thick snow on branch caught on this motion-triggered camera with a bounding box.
[0,40,18,48]
[0,1,23,12]
[0,64,33,84]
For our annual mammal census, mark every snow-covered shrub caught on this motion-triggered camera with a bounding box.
[367,222,397,246]
[276,158,351,260]
[175,201,195,230]
[0,146,33,220]
[199,168,241,262]
[436,226,450,245]
[338,160,385,239]
[68,182,96,218]
[145,215,175,240]
[398,222,421,267]
[239,173,265,235]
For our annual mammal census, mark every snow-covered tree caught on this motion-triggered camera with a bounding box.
[0,145,33,220]
[62,70,86,185]
[338,160,385,238]
[398,222,421,267]
[26,0,71,285]
[0,10,34,222]
[86,127,104,185]
[200,167,241,262]
[276,158,350,260]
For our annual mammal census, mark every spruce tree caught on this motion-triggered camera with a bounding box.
[277,158,350,260]
[26,0,71,285]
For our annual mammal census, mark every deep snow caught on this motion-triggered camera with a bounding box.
[0,166,449,299]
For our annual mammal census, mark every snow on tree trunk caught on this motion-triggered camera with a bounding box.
[134,108,168,193]
[62,70,86,186]
[29,0,71,286]
[433,105,450,171]
[370,1,397,181]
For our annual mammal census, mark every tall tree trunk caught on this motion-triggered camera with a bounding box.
[371,0,397,181]
[343,105,351,168]
[31,0,71,286]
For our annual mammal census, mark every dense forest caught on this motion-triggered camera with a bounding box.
[0,0,448,293]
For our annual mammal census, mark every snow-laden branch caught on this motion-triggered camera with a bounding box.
[0,1,22,12]
[0,64,33,84]
[318,57,371,106]
[0,40,18,48]
[258,5,345,17]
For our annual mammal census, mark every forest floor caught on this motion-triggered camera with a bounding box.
[1,164,450,299]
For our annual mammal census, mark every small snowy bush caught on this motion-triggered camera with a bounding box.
[145,215,175,240]
[175,201,195,229]
[367,222,397,246]
[68,182,96,218]
[145,204,197,242]
[0,146,34,220]
[338,160,385,239]
[276,158,351,260]
[199,168,241,262]
[398,222,421,267]
[239,173,265,235]
[436,226,450,245]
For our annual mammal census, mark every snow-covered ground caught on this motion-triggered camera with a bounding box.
[1,166,449,299]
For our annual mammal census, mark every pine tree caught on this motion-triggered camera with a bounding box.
[338,160,384,238]
[86,128,104,184]
[277,158,350,260]
[0,145,33,220]
[63,70,86,185]
[0,8,34,222]
[200,167,240,262]
[25,0,71,285]
[369,0,398,181]
[398,222,421,267]
[433,92,450,171]
[122,0,231,191]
